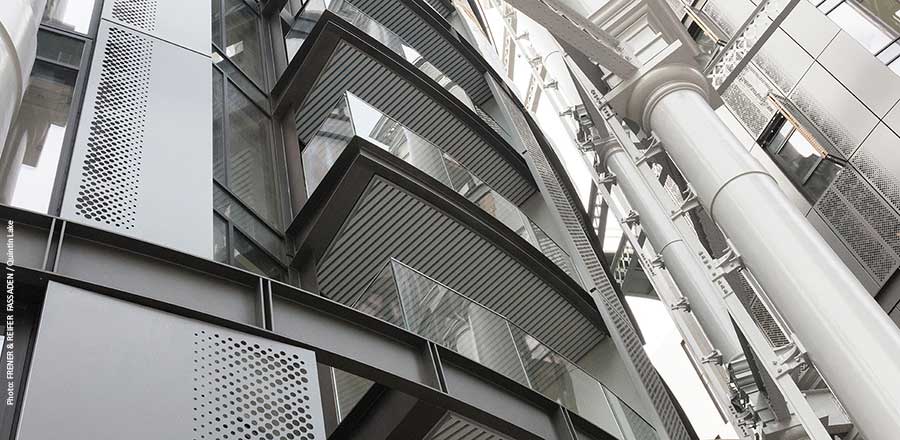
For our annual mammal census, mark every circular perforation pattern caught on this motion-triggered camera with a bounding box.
[74,27,152,230]
[112,0,158,32]
[192,331,317,440]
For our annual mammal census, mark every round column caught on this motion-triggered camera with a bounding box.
[602,144,742,361]
[628,64,900,440]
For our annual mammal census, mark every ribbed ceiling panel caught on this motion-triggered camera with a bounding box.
[426,414,512,440]
[317,177,602,362]
[295,42,535,205]
[350,0,488,104]
[420,0,455,19]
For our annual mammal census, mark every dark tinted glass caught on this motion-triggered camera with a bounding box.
[223,0,265,85]
[233,230,286,280]
[43,0,97,34]
[213,69,226,181]
[213,213,229,263]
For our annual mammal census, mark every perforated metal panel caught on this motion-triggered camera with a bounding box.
[815,171,900,284]
[62,22,212,257]
[74,27,152,230]
[193,331,320,440]
[111,0,158,32]
[17,282,326,440]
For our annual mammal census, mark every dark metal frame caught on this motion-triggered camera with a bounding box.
[4,202,602,440]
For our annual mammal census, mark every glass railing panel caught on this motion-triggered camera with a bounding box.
[347,94,454,188]
[301,101,354,194]
[333,368,374,422]
[352,261,406,328]
[390,260,530,387]
[604,387,659,440]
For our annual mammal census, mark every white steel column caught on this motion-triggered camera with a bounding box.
[602,143,742,361]
[0,0,46,148]
[630,65,900,440]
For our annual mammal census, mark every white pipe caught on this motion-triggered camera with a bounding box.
[603,143,742,360]
[630,65,900,440]
[0,0,45,149]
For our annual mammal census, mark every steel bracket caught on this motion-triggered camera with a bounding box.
[702,349,724,366]
[670,188,700,220]
[773,338,808,378]
[635,137,664,165]
[599,173,617,186]
[670,297,691,313]
[713,246,744,281]
[622,210,640,226]
[650,253,665,270]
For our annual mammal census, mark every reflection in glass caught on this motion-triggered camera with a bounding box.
[332,368,374,421]
[225,83,281,226]
[233,230,286,280]
[857,0,900,36]
[36,31,84,66]
[223,0,265,85]
[829,3,893,53]
[213,213,229,263]
[0,60,77,213]
[213,70,225,181]
[775,130,820,180]
[42,0,97,34]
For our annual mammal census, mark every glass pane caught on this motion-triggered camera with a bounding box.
[284,0,326,61]
[43,0,97,34]
[225,82,281,226]
[213,213,229,263]
[0,60,77,213]
[391,261,529,386]
[803,158,843,202]
[302,103,354,194]
[36,31,84,66]
[213,69,225,181]
[775,129,822,183]
[212,0,224,48]
[829,3,893,53]
[352,261,405,327]
[858,0,900,36]
[232,230,286,280]
[224,0,265,85]
[333,368,373,421]
[214,182,284,258]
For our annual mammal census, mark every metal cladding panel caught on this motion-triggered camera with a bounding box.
[295,42,534,205]
[350,0,489,104]
[316,176,602,363]
[17,282,325,440]
[61,22,212,258]
[101,0,211,54]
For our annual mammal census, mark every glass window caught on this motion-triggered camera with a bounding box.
[829,2,894,53]
[804,157,843,201]
[37,31,84,66]
[761,118,843,203]
[221,0,265,86]
[213,70,226,181]
[0,60,77,213]
[224,82,281,226]
[774,130,820,181]
[233,230,286,280]
[42,0,97,34]
[213,213,229,263]
[857,0,900,36]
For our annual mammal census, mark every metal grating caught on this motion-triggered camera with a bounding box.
[852,148,900,213]
[816,171,900,283]
[426,413,513,440]
[74,27,152,230]
[111,0,158,32]
[192,330,319,440]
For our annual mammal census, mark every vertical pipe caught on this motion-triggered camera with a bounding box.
[637,72,900,440]
[603,146,742,360]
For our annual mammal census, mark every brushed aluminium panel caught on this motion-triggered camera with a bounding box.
[819,31,900,117]
[17,282,325,440]
[61,22,212,258]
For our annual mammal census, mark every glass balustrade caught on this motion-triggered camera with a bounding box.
[350,258,658,440]
[282,0,510,139]
[301,92,583,285]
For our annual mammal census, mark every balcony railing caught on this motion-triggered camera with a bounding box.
[302,92,583,286]
[350,258,658,440]
[282,0,510,139]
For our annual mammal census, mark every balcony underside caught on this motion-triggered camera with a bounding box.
[288,138,607,363]
[275,16,536,205]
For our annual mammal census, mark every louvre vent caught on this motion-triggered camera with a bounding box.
[112,0,158,32]
[74,27,152,230]
[192,330,318,440]
[816,171,900,283]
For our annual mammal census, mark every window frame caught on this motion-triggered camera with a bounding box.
[212,0,275,90]
[213,198,289,281]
